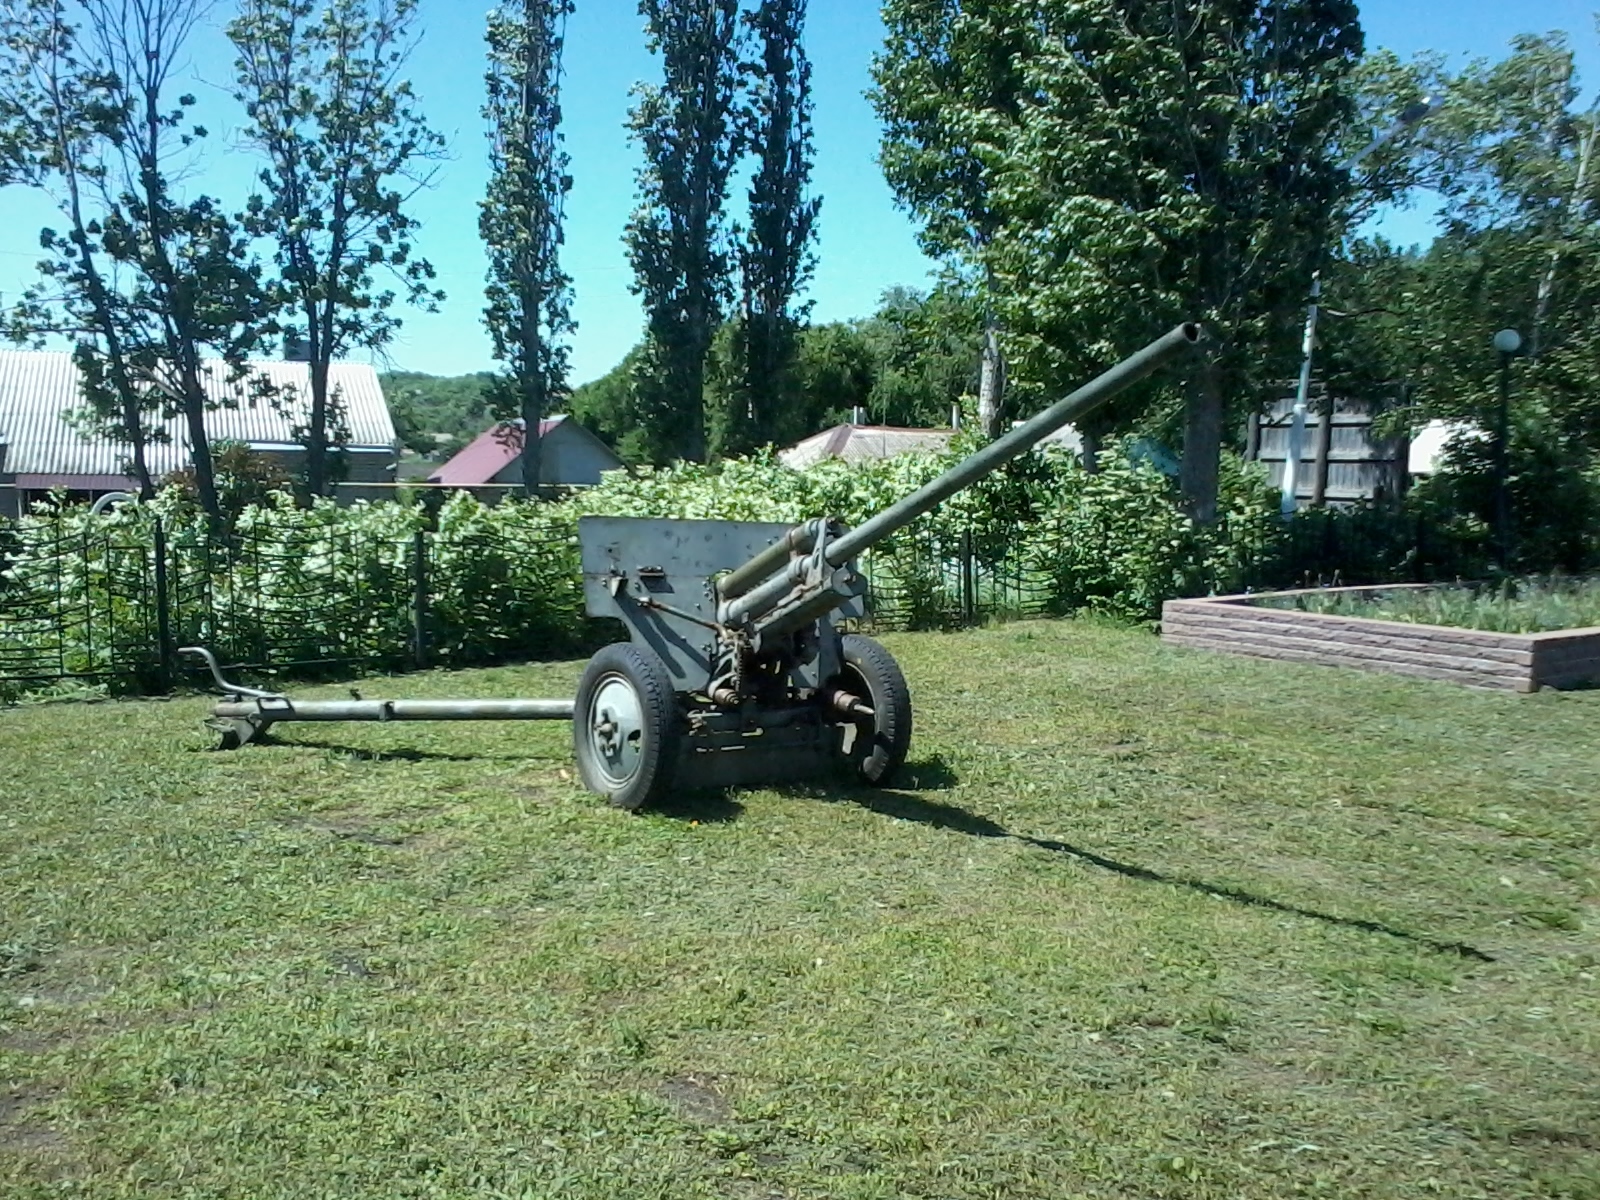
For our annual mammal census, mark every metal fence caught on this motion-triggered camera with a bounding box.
[0,504,1488,696]
[0,516,592,696]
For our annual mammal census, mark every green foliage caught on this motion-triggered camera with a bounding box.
[1322,33,1600,573]
[229,0,447,497]
[162,443,295,530]
[426,491,586,661]
[380,371,497,456]
[873,0,1365,519]
[0,444,1283,692]
[583,285,980,467]
[568,347,651,463]
[626,0,743,464]
[481,0,576,494]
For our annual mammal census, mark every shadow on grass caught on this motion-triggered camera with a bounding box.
[649,790,746,824]
[249,739,537,764]
[847,789,1496,963]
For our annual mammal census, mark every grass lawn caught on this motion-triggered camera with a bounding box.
[2,618,1597,1199]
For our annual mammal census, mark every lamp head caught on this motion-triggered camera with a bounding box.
[1493,328,1523,355]
[1398,96,1440,126]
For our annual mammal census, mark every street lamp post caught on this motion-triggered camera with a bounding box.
[1492,327,1522,568]
[1279,98,1442,516]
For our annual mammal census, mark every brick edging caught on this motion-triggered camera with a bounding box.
[1161,586,1600,692]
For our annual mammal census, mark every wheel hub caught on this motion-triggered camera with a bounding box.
[587,674,645,788]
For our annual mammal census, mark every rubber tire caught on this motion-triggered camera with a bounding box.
[837,633,913,787]
[573,642,679,811]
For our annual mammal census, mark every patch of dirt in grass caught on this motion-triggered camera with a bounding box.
[6,947,120,1011]
[326,952,379,980]
[0,1087,67,1156]
[1505,1123,1600,1150]
[0,1028,71,1054]
[298,815,411,846]
[658,1074,732,1124]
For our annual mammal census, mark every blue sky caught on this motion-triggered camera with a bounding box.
[0,1,1595,384]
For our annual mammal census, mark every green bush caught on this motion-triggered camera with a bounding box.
[0,444,1284,692]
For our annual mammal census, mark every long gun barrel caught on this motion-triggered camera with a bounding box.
[719,322,1203,630]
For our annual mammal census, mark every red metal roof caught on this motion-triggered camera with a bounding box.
[427,417,566,486]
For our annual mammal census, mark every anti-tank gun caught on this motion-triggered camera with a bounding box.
[193,323,1202,809]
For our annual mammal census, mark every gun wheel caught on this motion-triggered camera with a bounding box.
[835,633,912,787]
[573,642,679,811]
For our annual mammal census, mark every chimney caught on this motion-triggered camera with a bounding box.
[282,331,311,363]
[950,402,961,431]
[851,405,865,426]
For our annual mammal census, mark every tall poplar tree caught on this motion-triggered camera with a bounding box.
[481,0,575,496]
[713,0,820,456]
[625,0,742,464]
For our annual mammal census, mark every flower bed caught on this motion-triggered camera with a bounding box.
[1161,583,1600,692]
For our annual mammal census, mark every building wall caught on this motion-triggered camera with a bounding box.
[251,446,395,484]
[488,424,621,487]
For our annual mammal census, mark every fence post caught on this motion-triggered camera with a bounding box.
[961,525,976,625]
[412,529,429,670]
[152,516,173,691]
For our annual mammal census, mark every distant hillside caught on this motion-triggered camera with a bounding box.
[380,371,496,457]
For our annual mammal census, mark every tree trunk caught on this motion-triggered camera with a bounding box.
[1080,426,1102,474]
[978,309,1005,439]
[306,330,331,500]
[1531,114,1595,359]
[683,308,709,463]
[1310,390,1334,508]
[518,282,545,497]
[1179,358,1224,524]
[125,398,156,500]
[179,367,222,525]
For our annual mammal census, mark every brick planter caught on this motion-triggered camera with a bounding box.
[1161,585,1600,692]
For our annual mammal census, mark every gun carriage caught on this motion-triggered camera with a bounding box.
[192,323,1201,809]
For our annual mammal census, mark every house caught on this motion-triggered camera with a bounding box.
[426,416,623,490]
[779,419,1110,471]
[779,422,958,469]
[0,349,397,517]
[1407,420,1478,476]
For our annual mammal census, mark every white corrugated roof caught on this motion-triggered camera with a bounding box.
[780,423,956,470]
[0,350,395,479]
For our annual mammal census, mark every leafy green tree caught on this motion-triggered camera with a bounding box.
[791,321,874,429]
[2,0,270,523]
[712,0,821,457]
[481,0,575,496]
[625,0,742,463]
[857,284,979,428]
[568,346,654,463]
[877,0,1364,522]
[230,0,446,500]
[1321,32,1600,569]
[872,0,1021,438]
